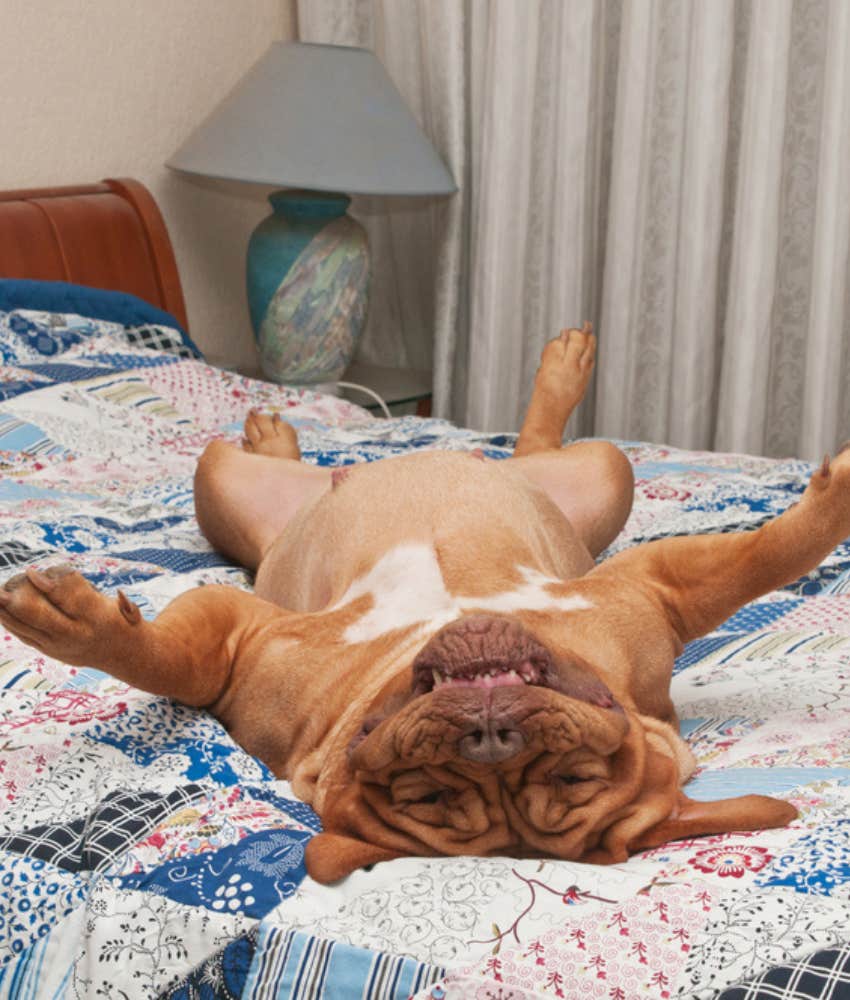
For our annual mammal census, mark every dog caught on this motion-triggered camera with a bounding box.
[1,326,844,884]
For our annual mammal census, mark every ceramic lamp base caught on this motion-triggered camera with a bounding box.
[247,190,370,385]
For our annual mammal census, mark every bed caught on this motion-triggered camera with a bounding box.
[0,180,849,1000]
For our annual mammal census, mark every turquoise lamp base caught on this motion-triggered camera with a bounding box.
[247,190,370,385]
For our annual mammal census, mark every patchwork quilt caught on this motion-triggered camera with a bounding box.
[0,308,849,1000]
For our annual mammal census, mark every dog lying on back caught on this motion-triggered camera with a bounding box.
[1,328,841,882]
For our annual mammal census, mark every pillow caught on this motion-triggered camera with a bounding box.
[0,279,202,358]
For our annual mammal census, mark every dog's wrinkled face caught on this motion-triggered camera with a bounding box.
[330,614,664,860]
[305,612,798,882]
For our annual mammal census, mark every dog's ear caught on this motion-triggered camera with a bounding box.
[305,832,402,883]
[632,792,798,852]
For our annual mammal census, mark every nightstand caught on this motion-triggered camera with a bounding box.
[341,362,432,417]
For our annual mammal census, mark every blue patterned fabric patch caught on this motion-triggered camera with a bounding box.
[685,767,850,802]
[0,414,68,457]
[757,820,850,897]
[119,827,310,919]
[35,512,188,553]
[674,635,739,673]
[20,361,119,383]
[244,927,445,1000]
[0,310,87,360]
[110,547,233,573]
[0,853,87,964]
[85,698,272,786]
[89,729,269,786]
[88,350,181,369]
[0,376,50,402]
[0,480,94,503]
[722,599,804,632]
[160,929,258,1000]
[791,559,850,596]
[94,512,188,535]
[634,461,730,478]
[83,566,164,590]
[241,785,321,833]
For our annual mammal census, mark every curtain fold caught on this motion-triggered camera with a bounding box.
[298,0,850,462]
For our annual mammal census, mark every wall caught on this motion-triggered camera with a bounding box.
[0,0,296,369]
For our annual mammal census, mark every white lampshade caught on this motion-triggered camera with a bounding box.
[168,41,457,197]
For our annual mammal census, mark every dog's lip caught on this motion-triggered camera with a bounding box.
[411,656,551,696]
[410,656,623,714]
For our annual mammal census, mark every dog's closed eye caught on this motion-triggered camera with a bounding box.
[548,766,607,805]
[411,789,444,805]
[389,771,449,809]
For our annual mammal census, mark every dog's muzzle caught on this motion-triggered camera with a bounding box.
[409,614,620,764]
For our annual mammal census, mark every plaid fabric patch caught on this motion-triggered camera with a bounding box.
[0,540,56,570]
[123,325,196,359]
[0,784,205,873]
[718,944,850,999]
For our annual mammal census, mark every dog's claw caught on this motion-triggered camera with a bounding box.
[117,590,142,625]
[3,572,28,593]
[26,567,56,593]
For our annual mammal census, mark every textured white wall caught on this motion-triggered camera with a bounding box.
[0,0,296,369]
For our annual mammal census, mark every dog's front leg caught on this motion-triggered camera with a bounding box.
[603,451,850,644]
[0,566,275,707]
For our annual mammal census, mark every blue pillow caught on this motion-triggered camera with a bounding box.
[0,279,202,358]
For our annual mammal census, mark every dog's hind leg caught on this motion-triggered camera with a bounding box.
[241,408,302,459]
[511,441,634,558]
[513,323,596,457]
[507,324,633,557]
[194,438,330,571]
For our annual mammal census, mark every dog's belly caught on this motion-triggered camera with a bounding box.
[255,451,594,615]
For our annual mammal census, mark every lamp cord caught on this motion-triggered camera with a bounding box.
[333,380,392,419]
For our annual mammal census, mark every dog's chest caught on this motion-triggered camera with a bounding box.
[333,542,591,643]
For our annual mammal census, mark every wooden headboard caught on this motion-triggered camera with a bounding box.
[0,178,188,331]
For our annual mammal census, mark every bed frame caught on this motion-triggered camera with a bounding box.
[0,178,188,331]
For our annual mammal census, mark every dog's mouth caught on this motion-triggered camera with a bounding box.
[409,615,619,710]
[412,655,553,695]
[411,615,557,696]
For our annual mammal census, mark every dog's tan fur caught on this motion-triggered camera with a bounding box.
[1,329,844,883]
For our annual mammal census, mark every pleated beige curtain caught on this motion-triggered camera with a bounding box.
[297,0,850,462]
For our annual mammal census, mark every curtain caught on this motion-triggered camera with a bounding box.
[297,0,850,462]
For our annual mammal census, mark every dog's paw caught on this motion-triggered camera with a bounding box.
[535,323,596,411]
[0,565,123,665]
[807,448,850,495]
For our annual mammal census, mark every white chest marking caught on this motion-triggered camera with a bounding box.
[336,543,592,643]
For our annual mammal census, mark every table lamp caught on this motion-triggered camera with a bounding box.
[168,41,456,387]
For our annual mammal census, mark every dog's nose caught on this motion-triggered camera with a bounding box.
[458,721,526,763]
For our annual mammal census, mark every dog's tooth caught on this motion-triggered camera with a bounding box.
[432,669,444,688]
